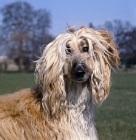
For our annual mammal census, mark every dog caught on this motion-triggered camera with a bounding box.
[0,27,119,140]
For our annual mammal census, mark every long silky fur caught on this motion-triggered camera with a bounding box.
[0,27,119,140]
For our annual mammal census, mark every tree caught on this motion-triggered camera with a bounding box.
[31,9,54,58]
[89,22,95,29]
[0,2,53,71]
[89,20,136,68]
[104,20,136,68]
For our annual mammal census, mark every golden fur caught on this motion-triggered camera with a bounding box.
[0,27,119,140]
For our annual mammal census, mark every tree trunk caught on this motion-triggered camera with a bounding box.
[18,40,23,72]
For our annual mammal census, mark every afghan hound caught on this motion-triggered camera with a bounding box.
[0,27,119,140]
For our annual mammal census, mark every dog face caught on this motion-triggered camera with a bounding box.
[35,27,119,116]
[64,38,91,82]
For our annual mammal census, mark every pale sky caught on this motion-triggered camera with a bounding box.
[0,0,136,36]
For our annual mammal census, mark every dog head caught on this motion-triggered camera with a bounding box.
[35,27,119,116]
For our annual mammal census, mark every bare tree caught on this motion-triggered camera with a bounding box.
[104,20,136,67]
[31,9,54,59]
[89,22,95,29]
[89,20,136,68]
[0,1,53,71]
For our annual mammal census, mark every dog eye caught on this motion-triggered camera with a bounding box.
[83,47,89,52]
[66,48,71,53]
[66,44,70,48]
[66,45,72,54]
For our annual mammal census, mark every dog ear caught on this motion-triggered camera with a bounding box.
[90,30,119,104]
[35,35,66,118]
[98,30,119,68]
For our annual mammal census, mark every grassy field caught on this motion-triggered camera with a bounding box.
[0,73,35,94]
[96,73,136,140]
[0,72,136,140]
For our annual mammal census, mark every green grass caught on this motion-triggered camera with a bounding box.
[0,72,135,139]
[0,73,35,94]
[96,73,136,140]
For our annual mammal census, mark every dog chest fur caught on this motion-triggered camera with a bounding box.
[0,87,97,140]
[65,82,98,140]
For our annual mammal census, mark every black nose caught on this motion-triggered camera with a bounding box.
[74,65,85,78]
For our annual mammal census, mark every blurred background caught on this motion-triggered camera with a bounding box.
[0,1,136,140]
[0,0,136,72]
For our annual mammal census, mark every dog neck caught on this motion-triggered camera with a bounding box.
[65,80,97,140]
[66,81,92,110]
